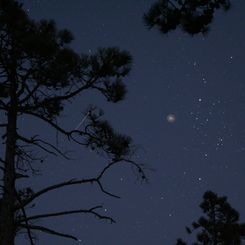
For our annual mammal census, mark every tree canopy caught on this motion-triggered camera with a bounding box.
[0,0,145,244]
[144,0,231,35]
[176,191,245,245]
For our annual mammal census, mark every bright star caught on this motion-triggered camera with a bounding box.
[166,114,176,123]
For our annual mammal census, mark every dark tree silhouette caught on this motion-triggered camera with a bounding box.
[176,191,245,245]
[0,1,146,244]
[176,239,187,245]
[144,0,231,35]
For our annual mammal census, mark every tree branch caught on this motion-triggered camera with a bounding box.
[18,205,115,224]
[50,82,90,101]
[0,99,8,110]
[0,157,5,171]
[19,110,71,136]
[18,110,92,149]
[19,82,40,105]
[168,0,178,9]
[15,178,97,210]
[15,158,146,210]
[17,134,71,160]
[20,76,95,110]
[19,224,79,242]
[0,157,6,164]
[16,194,35,245]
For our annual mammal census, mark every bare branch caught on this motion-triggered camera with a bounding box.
[36,138,71,159]
[20,110,71,136]
[15,178,96,210]
[97,181,120,199]
[18,205,115,224]
[16,194,35,245]
[15,145,42,175]
[17,134,58,157]
[15,158,146,210]
[15,172,29,179]
[97,158,146,181]
[19,83,40,105]
[19,224,79,242]
[17,134,71,160]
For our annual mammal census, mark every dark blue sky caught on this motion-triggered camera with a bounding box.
[16,1,245,244]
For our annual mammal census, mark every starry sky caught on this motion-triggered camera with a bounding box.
[14,0,245,244]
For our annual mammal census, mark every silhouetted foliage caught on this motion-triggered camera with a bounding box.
[177,239,187,245]
[144,0,231,35]
[176,191,245,245]
[0,0,146,244]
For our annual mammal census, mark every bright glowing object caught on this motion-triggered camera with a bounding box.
[166,114,176,123]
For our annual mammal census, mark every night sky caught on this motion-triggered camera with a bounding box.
[15,0,245,244]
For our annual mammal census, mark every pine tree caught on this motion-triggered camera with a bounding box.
[144,0,231,35]
[176,191,245,245]
[0,1,146,244]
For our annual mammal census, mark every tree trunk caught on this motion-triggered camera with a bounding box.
[0,77,18,245]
